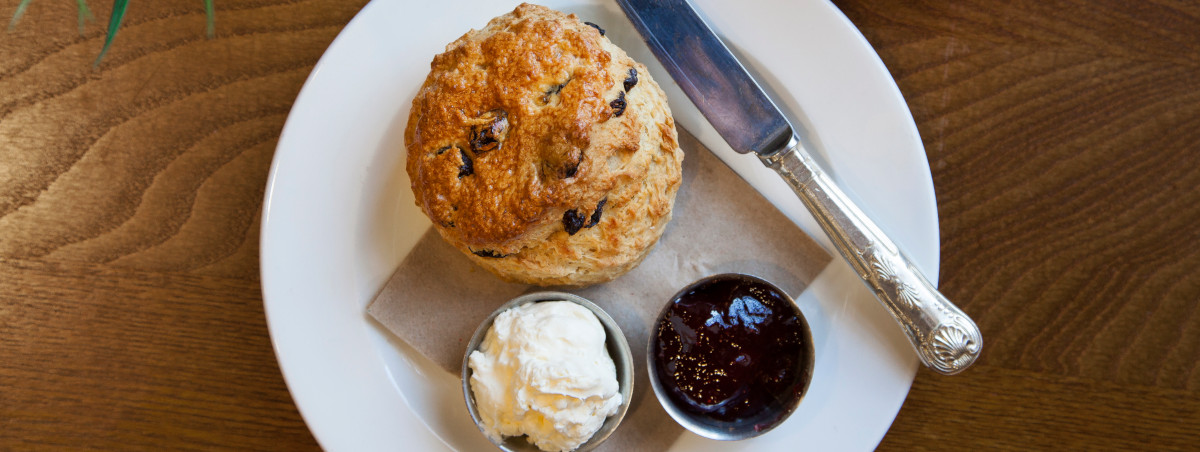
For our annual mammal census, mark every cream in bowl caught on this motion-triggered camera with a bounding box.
[463,292,633,452]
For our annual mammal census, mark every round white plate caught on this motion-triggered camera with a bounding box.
[261,0,939,450]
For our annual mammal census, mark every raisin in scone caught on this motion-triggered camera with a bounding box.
[405,3,682,286]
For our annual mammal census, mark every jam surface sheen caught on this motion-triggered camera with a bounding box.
[653,274,811,424]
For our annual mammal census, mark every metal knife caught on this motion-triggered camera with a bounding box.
[617,0,981,375]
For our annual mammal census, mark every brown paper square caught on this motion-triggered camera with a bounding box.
[367,130,830,450]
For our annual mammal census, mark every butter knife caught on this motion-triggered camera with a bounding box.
[617,0,981,374]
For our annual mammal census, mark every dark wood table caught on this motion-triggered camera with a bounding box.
[3,0,1197,449]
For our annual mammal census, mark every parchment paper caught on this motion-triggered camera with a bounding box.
[367,130,831,451]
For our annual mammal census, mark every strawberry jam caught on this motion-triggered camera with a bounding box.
[652,274,813,425]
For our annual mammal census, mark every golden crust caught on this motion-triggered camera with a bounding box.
[405,3,682,285]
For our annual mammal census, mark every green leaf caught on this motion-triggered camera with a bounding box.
[94,0,129,67]
[204,0,214,38]
[76,0,94,35]
[7,0,34,31]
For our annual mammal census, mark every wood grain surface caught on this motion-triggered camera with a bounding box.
[832,0,1200,449]
[2,0,1197,450]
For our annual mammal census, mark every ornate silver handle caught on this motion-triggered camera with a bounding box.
[761,139,981,375]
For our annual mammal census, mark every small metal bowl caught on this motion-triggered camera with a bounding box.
[648,273,815,440]
[462,291,634,452]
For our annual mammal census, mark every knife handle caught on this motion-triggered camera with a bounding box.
[761,142,981,375]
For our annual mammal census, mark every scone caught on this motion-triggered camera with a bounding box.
[405,3,682,286]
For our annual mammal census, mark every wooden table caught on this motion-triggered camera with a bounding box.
[3,0,1197,449]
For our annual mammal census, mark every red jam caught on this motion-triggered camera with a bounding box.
[652,274,812,424]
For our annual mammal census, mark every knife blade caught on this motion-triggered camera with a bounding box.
[616,0,791,156]
[618,0,982,375]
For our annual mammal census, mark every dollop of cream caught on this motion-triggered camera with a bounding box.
[469,301,622,452]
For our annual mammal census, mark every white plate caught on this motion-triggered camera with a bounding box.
[261,0,939,450]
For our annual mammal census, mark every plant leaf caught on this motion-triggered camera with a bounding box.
[204,0,213,38]
[76,0,94,35]
[94,0,129,67]
[7,0,34,31]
